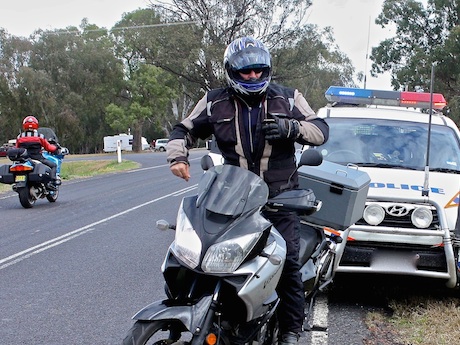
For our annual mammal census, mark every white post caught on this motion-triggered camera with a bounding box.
[117,140,122,163]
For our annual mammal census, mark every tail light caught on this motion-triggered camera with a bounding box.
[10,165,33,172]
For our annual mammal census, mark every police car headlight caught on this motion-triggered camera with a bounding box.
[411,207,433,229]
[363,204,385,226]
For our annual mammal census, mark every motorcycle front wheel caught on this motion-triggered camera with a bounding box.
[122,320,191,345]
[18,187,35,208]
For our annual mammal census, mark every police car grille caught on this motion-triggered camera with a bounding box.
[356,209,439,230]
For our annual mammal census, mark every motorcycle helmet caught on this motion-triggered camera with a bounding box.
[224,37,272,96]
[22,115,39,131]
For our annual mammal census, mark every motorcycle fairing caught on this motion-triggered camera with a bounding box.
[131,294,213,333]
[162,228,285,322]
[233,228,286,321]
[182,195,271,259]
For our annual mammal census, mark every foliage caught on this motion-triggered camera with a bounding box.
[29,22,126,153]
[147,0,354,95]
[105,64,177,150]
[0,2,357,152]
[0,22,125,152]
[371,0,460,125]
[111,9,199,138]
[272,26,356,110]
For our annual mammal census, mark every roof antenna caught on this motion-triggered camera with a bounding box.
[422,62,437,197]
[363,16,371,89]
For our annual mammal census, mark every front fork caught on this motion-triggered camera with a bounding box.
[191,281,222,345]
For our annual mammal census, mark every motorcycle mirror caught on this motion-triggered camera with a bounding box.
[200,154,214,171]
[298,149,323,167]
[156,219,171,231]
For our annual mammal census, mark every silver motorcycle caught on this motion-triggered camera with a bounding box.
[122,150,345,344]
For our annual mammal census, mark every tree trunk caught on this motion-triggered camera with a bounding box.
[132,124,143,152]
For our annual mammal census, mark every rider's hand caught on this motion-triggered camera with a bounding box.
[54,148,61,155]
[262,117,300,141]
[170,162,191,182]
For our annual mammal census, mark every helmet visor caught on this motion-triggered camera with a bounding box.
[227,46,271,71]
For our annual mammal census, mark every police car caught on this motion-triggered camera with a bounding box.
[309,86,460,288]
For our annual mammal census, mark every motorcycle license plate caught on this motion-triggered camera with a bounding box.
[15,175,26,182]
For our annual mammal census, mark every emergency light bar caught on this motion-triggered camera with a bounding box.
[325,86,447,110]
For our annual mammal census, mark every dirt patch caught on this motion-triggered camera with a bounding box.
[363,316,405,345]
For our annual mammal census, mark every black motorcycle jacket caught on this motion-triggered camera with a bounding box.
[167,84,329,196]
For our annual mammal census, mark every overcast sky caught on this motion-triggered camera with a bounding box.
[0,0,394,89]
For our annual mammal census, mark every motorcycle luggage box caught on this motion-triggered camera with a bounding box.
[0,164,14,184]
[28,164,52,182]
[298,160,370,230]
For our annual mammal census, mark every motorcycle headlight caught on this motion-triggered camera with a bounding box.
[172,203,202,269]
[411,207,433,229]
[202,232,262,273]
[363,204,385,226]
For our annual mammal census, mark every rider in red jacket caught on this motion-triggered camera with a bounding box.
[16,116,61,189]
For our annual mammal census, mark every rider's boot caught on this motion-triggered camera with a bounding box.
[279,332,299,345]
[46,182,57,191]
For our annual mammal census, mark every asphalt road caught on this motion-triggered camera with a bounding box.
[0,151,199,344]
[0,150,396,345]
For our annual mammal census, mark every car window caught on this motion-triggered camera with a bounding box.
[313,118,460,172]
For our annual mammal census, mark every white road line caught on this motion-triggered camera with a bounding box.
[310,294,329,345]
[127,156,201,173]
[0,184,197,270]
[126,164,169,172]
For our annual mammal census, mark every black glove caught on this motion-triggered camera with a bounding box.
[54,148,61,155]
[262,117,300,141]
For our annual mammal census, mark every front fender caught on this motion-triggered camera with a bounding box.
[132,295,213,333]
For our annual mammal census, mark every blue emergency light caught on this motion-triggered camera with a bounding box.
[325,86,447,110]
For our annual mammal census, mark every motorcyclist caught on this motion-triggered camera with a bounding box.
[166,37,329,344]
[16,115,61,190]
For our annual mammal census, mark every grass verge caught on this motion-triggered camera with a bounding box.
[59,159,139,179]
[0,159,139,193]
[365,296,460,345]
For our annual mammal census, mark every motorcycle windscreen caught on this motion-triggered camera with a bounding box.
[197,165,269,216]
[37,127,59,142]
